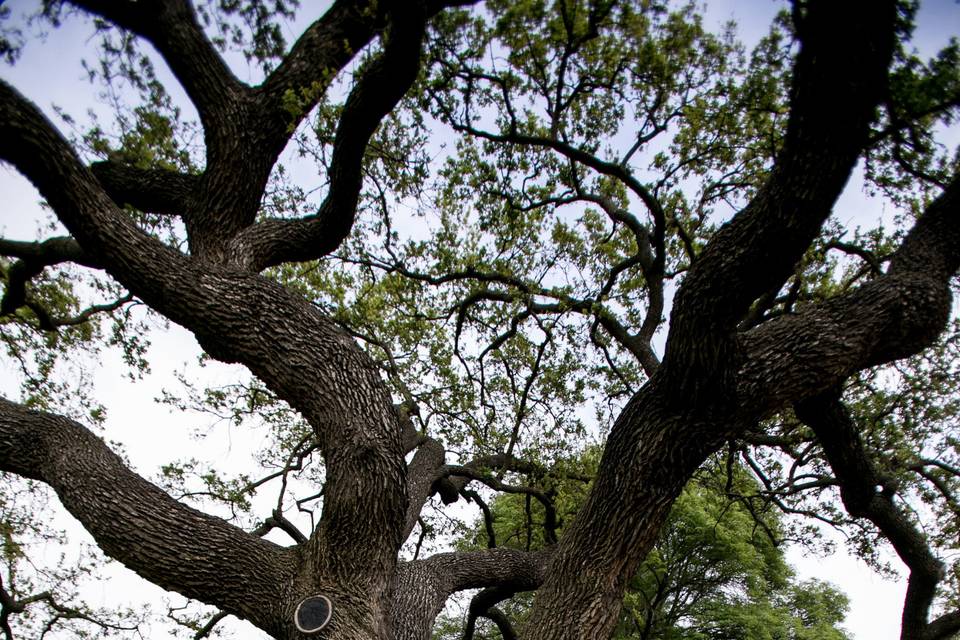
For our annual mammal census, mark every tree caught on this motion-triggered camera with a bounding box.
[437,455,852,640]
[0,0,959,639]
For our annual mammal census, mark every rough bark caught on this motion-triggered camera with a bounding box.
[0,5,417,635]
[0,2,524,637]
[392,549,549,640]
[90,160,200,215]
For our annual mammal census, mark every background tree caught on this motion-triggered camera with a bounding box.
[436,455,852,640]
[0,1,959,640]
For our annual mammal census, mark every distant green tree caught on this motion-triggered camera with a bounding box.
[438,458,850,640]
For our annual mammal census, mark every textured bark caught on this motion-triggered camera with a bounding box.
[403,438,447,542]
[392,549,549,640]
[0,3,524,638]
[90,160,200,215]
[230,1,428,272]
[0,9,416,637]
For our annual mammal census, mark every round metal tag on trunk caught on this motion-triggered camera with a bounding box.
[294,594,332,634]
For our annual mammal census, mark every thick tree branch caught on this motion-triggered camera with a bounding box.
[0,236,100,318]
[255,0,387,146]
[0,397,296,633]
[65,1,269,260]
[663,0,898,388]
[392,548,549,640]
[90,160,199,215]
[463,585,521,640]
[923,611,960,640]
[0,77,190,301]
[66,0,245,140]
[524,5,905,637]
[483,607,518,640]
[0,77,411,613]
[0,236,94,266]
[403,437,446,542]
[256,0,477,156]
[423,548,550,596]
[230,3,429,271]
[738,175,960,420]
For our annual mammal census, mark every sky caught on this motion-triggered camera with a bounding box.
[1,0,959,638]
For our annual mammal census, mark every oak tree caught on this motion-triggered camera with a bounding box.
[1,1,959,639]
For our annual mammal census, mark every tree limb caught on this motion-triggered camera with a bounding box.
[255,0,479,157]
[0,236,101,317]
[923,611,960,640]
[463,585,521,640]
[66,0,245,143]
[194,611,228,640]
[231,2,429,271]
[461,489,497,549]
[250,510,308,546]
[663,0,898,394]
[523,5,907,636]
[0,397,296,632]
[403,437,446,542]
[90,160,199,215]
[1,78,411,579]
[392,547,549,640]
[738,174,960,420]
[795,389,949,640]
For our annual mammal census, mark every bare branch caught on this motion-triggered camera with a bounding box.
[194,611,228,640]
[825,239,884,276]
[461,489,497,549]
[250,510,308,546]
[440,464,559,544]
